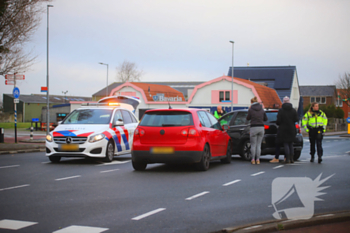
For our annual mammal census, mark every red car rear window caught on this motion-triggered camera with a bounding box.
[140,111,194,127]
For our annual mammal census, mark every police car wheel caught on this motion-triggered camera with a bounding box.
[132,161,147,171]
[49,156,61,163]
[104,141,114,162]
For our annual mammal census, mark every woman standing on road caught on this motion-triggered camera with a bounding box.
[246,97,267,165]
[276,96,298,163]
[301,102,328,163]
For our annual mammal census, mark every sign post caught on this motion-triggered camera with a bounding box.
[13,80,20,143]
[347,117,350,134]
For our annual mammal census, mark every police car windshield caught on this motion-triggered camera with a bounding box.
[63,109,113,124]
[140,111,194,127]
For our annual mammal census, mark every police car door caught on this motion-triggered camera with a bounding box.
[120,109,138,152]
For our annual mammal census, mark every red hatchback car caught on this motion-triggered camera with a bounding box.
[131,109,232,171]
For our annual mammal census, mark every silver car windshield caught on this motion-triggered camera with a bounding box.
[63,109,113,124]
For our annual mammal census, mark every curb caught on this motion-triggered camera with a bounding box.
[218,211,350,233]
[0,149,46,155]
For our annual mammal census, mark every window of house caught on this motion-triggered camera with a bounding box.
[225,91,230,101]
[219,91,224,102]
[310,96,326,104]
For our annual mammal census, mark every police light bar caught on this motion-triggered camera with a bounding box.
[108,103,120,106]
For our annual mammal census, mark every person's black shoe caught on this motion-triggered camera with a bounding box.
[318,158,322,164]
[283,160,291,164]
[310,157,314,162]
[290,159,294,163]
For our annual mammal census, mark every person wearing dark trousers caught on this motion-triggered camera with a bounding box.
[276,96,298,164]
[302,102,328,163]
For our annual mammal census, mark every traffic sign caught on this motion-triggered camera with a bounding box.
[13,87,20,98]
[347,117,350,123]
[14,99,19,104]
[5,74,25,80]
[5,80,14,85]
[41,86,47,92]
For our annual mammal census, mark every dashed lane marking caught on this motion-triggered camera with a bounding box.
[185,191,210,200]
[96,160,130,166]
[52,225,109,233]
[132,208,166,221]
[223,179,241,186]
[0,219,37,230]
[55,175,81,181]
[0,165,20,169]
[100,169,120,173]
[273,165,284,169]
[0,184,30,192]
[251,171,265,176]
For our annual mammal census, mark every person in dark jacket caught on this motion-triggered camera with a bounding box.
[276,96,299,163]
[246,97,268,165]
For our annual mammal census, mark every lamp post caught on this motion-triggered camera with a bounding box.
[229,40,234,112]
[99,62,109,96]
[62,90,68,103]
[46,4,53,135]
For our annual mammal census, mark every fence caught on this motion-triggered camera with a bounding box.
[327,118,348,132]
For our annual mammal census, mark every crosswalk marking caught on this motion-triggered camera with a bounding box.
[53,225,108,233]
[0,219,37,230]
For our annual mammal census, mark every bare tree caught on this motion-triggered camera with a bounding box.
[115,60,143,82]
[335,73,350,106]
[0,0,50,76]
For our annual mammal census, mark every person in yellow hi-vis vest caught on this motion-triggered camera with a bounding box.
[302,102,328,163]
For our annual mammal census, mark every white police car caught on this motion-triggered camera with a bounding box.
[45,96,140,163]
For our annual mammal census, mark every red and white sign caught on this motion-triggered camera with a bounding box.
[5,74,25,80]
[5,80,14,85]
[41,86,48,92]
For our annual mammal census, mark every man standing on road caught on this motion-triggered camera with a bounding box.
[214,105,226,119]
[302,102,328,163]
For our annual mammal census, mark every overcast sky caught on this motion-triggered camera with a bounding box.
[1,0,349,100]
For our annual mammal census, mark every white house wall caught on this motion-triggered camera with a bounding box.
[189,79,254,107]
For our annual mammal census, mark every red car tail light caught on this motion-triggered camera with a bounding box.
[135,128,145,137]
[264,125,270,130]
[188,128,199,137]
[295,124,301,134]
[181,129,188,136]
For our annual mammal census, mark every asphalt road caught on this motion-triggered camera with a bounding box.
[0,136,349,233]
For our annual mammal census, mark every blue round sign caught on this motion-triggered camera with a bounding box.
[13,87,20,98]
[347,117,350,123]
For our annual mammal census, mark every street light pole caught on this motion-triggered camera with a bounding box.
[99,62,109,96]
[62,90,68,103]
[230,41,234,112]
[46,4,53,135]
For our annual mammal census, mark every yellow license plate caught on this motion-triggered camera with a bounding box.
[151,147,174,154]
[60,144,79,152]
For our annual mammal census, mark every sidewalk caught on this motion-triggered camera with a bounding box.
[0,128,46,154]
[220,211,350,233]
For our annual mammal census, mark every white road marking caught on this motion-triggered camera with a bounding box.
[0,219,37,230]
[243,225,262,230]
[41,161,51,164]
[0,165,20,169]
[0,184,30,192]
[132,208,166,221]
[55,175,81,181]
[251,171,265,176]
[223,179,241,186]
[96,160,130,166]
[273,165,284,169]
[185,191,210,200]
[52,225,109,233]
[325,141,331,143]
[100,169,120,173]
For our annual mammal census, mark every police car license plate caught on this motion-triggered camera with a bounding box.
[151,147,174,154]
[60,144,79,152]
